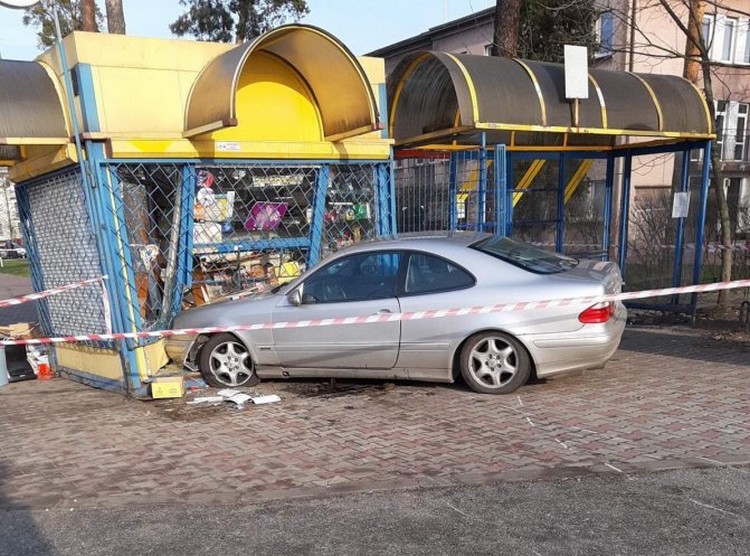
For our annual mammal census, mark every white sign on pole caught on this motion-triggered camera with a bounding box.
[672,192,691,219]
[564,45,589,99]
[0,1,41,8]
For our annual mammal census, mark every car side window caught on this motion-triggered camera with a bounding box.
[301,252,402,304]
[404,253,474,295]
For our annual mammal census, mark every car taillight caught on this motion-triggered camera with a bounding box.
[579,301,615,324]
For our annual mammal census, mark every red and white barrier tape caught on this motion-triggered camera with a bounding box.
[0,276,108,308]
[2,277,749,347]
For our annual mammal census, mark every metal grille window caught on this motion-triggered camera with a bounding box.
[107,163,191,330]
[18,169,107,336]
[103,161,391,316]
[322,164,380,253]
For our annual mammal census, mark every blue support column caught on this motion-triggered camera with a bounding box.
[603,154,615,260]
[691,140,713,312]
[478,133,487,231]
[173,164,197,318]
[70,62,140,393]
[506,150,514,237]
[671,148,691,305]
[389,159,397,235]
[449,152,458,231]
[557,153,566,253]
[308,164,330,266]
[495,145,507,236]
[618,154,633,279]
[375,162,393,236]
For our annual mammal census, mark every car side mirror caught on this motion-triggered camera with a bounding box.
[287,289,302,306]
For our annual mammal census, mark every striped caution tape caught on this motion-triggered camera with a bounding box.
[0,276,108,308]
[2,277,750,347]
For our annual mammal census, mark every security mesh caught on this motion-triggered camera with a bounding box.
[105,162,388,308]
[510,158,560,246]
[621,152,708,308]
[395,151,499,233]
[322,164,381,252]
[395,154,451,232]
[106,163,190,330]
[20,169,107,336]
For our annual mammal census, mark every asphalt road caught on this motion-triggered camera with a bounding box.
[2,466,748,556]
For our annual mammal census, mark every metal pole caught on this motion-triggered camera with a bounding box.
[603,154,614,260]
[478,132,487,231]
[691,140,713,313]
[557,153,566,253]
[671,147,691,305]
[618,154,633,280]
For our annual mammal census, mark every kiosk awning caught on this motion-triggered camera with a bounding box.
[388,52,714,149]
[0,60,69,161]
[185,25,380,141]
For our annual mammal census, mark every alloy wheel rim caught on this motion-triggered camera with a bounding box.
[209,341,252,386]
[468,336,517,388]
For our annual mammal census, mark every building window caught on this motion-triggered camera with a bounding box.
[716,100,727,157]
[735,104,748,160]
[597,11,614,56]
[715,100,749,161]
[744,22,750,63]
[702,15,713,49]
[721,18,737,61]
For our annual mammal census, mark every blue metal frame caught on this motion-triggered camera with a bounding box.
[556,153,566,252]
[617,153,633,278]
[602,154,615,261]
[76,59,145,394]
[495,145,507,235]
[448,153,458,231]
[671,147,691,305]
[177,165,197,314]
[477,132,487,231]
[308,164,330,265]
[691,140,713,311]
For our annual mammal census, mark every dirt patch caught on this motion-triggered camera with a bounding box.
[280,379,397,399]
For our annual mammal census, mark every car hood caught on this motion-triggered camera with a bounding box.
[173,293,280,329]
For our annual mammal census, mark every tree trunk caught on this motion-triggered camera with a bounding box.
[81,0,98,32]
[492,0,521,57]
[700,52,733,303]
[683,0,705,83]
[105,0,126,35]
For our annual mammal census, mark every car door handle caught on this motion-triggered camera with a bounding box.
[370,309,392,316]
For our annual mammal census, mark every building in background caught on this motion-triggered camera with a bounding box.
[0,167,20,242]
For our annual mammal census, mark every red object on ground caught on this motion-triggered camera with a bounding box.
[37,363,54,380]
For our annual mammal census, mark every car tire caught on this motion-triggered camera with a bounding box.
[198,333,260,388]
[459,331,531,394]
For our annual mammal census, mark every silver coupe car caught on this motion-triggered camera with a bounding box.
[172,233,626,394]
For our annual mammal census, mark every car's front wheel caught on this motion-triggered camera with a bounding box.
[460,331,531,394]
[198,333,260,388]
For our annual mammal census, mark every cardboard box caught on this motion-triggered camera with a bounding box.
[0,322,33,338]
[150,376,185,399]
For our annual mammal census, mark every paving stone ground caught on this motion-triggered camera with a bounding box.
[1,324,748,510]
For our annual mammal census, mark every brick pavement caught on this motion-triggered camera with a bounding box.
[0,326,748,510]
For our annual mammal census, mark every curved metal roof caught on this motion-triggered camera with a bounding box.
[185,24,380,140]
[0,60,69,160]
[388,52,713,148]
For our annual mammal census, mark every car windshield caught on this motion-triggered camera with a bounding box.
[471,236,578,274]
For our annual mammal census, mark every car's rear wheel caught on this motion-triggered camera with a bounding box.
[460,331,531,394]
[198,333,260,388]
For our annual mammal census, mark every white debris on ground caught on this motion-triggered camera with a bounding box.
[186,388,280,407]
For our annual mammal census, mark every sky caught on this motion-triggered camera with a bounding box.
[0,0,496,60]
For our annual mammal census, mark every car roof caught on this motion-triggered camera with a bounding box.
[338,231,491,255]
